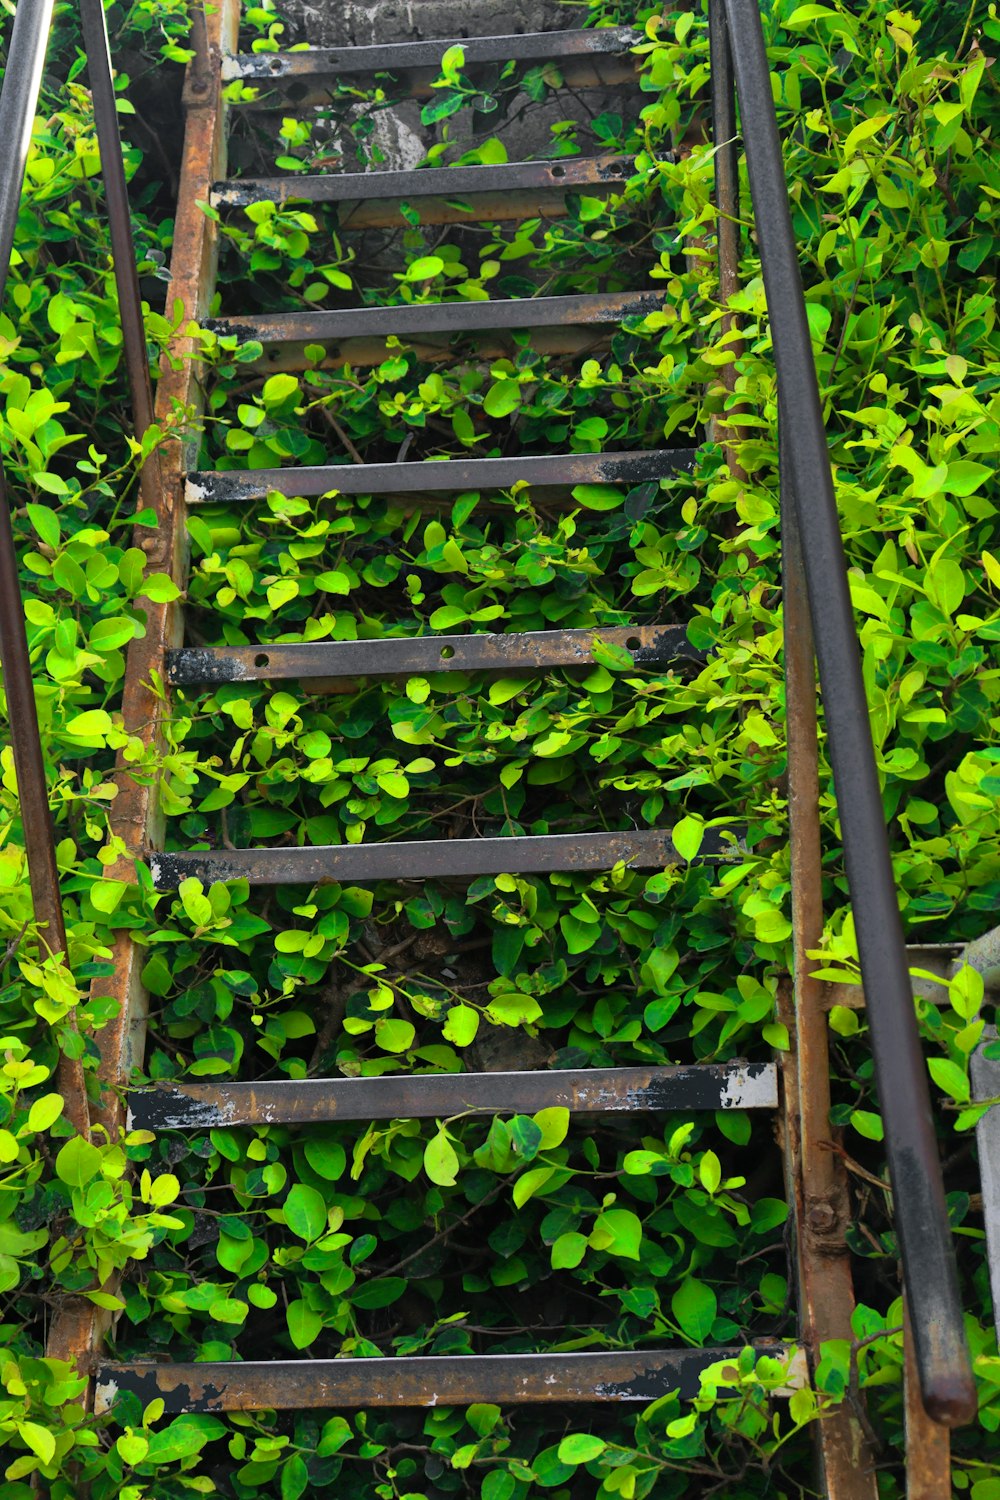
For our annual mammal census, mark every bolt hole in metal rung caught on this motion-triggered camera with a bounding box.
[165,625,701,686]
[224,30,641,110]
[211,156,634,210]
[149,827,745,892]
[221,28,643,88]
[94,1346,807,1415]
[128,1062,779,1131]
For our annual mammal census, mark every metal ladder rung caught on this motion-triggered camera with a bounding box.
[165,625,698,686]
[221,27,641,85]
[95,1345,805,1414]
[151,828,742,891]
[211,155,633,210]
[129,1062,779,1130]
[186,449,697,505]
[206,290,666,352]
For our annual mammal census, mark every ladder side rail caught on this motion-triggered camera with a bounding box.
[717,0,974,1426]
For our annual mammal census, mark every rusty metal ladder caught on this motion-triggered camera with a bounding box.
[25,1,974,1495]
[92,0,800,1419]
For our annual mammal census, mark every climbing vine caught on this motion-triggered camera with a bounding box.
[0,0,997,1495]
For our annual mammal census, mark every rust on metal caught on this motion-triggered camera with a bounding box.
[904,1299,952,1497]
[129,1061,779,1130]
[208,290,665,350]
[151,826,742,890]
[724,0,974,1426]
[95,1345,803,1415]
[223,27,641,84]
[225,28,640,109]
[45,0,241,1373]
[212,154,634,210]
[230,325,636,374]
[165,624,700,686]
[186,449,697,505]
[777,422,877,1498]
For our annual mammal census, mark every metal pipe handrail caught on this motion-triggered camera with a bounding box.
[0,0,91,1135]
[0,0,164,1138]
[714,0,975,1425]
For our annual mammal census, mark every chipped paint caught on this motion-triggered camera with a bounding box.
[151,827,743,891]
[164,624,701,688]
[184,448,698,506]
[128,1062,779,1131]
[95,1346,800,1412]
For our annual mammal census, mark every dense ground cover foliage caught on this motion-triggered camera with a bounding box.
[0,0,997,1494]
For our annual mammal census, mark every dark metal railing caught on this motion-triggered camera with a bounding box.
[710,0,976,1426]
[0,0,160,1136]
[0,0,977,1431]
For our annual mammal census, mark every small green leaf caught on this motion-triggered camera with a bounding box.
[850,1110,884,1141]
[557,1434,606,1465]
[140,573,181,603]
[287,1298,323,1349]
[262,373,300,405]
[375,1017,415,1053]
[405,255,445,281]
[671,1277,717,1342]
[284,1183,328,1241]
[589,1207,642,1260]
[699,1150,722,1194]
[533,1106,569,1149]
[442,1004,479,1046]
[927,1057,970,1105]
[55,1136,103,1188]
[424,1129,459,1186]
[27,1093,63,1133]
[672,815,704,862]
[483,380,520,418]
[282,1453,310,1500]
[551,1231,588,1269]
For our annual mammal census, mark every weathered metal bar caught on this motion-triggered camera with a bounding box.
[129,1061,778,1130]
[222,27,641,83]
[79,0,160,461]
[151,826,739,890]
[706,0,747,481]
[95,1345,802,1415]
[333,186,617,229]
[207,290,665,349]
[228,325,632,374]
[904,1299,952,1498]
[777,410,877,1497]
[165,624,698,686]
[212,154,632,208]
[45,0,243,1373]
[187,449,696,505]
[971,1031,1000,1321]
[723,0,974,1425]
